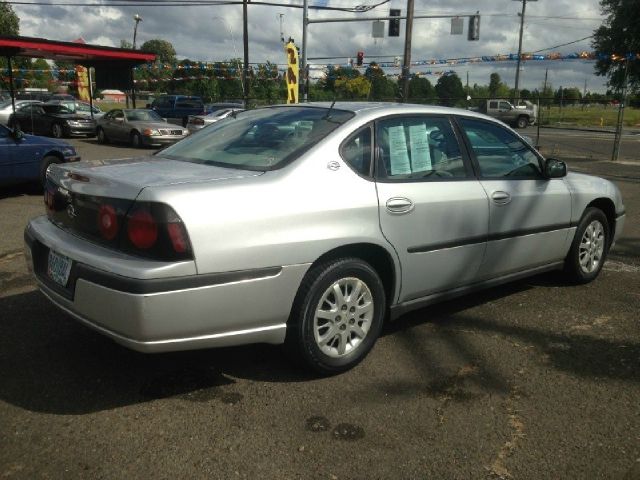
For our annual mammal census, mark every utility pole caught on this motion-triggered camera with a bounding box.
[302,0,309,102]
[612,57,630,162]
[401,0,415,102]
[242,0,250,107]
[536,67,547,148]
[513,0,536,103]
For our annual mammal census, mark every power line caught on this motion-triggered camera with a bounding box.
[532,35,594,54]
[5,0,389,9]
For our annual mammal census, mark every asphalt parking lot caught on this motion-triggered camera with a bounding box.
[0,137,639,479]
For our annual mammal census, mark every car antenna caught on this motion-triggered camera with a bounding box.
[323,98,336,120]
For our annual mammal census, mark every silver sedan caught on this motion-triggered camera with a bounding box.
[186,106,244,133]
[0,99,42,125]
[25,103,625,374]
[96,109,188,147]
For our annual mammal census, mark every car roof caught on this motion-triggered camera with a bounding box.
[298,101,512,126]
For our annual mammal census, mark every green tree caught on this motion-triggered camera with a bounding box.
[488,73,502,97]
[319,65,360,92]
[0,1,19,36]
[140,39,177,65]
[335,76,371,99]
[407,76,435,103]
[435,73,465,106]
[120,39,133,49]
[365,62,397,100]
[592,0,640,92]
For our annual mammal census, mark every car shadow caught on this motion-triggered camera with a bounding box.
[1,268,638,416]
[0,182,41,199]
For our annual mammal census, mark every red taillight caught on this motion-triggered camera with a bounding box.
[193,118,204,125]
[127,209,158,249]
[167,222,188,253]
[98,204,119,240]
[44,186,56,211]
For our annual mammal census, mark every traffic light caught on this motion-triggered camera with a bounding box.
[357,51,364,66]
[389,9,400,37]
[468,14,480,41]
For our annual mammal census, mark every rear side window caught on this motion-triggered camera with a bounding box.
[376,116,467,180]
[341,126,372,177]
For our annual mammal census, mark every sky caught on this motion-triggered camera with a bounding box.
[11,0,610,92]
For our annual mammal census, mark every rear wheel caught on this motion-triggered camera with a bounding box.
[40,155,61,187]
[130,131,142,148]
[51,123,64,139]
[285,257,386,375]
[516,116,528,129]
[564,207,610,284]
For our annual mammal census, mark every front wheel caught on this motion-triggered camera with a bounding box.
[285,257,386,375]
[97,128,108,144]
[130,131,142,148]
[564,207,610,284]
[51,123,64,138]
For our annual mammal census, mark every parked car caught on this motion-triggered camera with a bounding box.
[25,103,625,374]
[96,109,189,148]
[186,106,244,133]
[477,99,537,128]
[0,100,43,126]
[45,100,104,119]
[0,123,80,186]
[49,94,75,101]
[148,95,205,127]
[8,103,96,138]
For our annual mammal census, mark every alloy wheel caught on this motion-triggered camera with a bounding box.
[313,277,374,358]
[579,220,605,274]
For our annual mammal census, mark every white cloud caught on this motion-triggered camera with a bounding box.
[12,0,609,91]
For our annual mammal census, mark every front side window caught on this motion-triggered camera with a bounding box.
[160,106,354,171]
[125,110,163,122]
[459,118,542,178]
[498,101,511,110]
[377,116,466,180]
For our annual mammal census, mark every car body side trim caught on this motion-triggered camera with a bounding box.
[407,223,576,254]
[69,263,284,295]
[390,261,564,319]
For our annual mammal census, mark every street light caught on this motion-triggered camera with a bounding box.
[133,14,143,49]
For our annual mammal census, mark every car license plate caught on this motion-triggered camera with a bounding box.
[47,250,72,287]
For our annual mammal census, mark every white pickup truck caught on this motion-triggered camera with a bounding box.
[479,99,538,129]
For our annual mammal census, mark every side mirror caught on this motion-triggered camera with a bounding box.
[544,158,567,178]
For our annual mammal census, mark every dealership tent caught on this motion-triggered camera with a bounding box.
[0,35,156,113]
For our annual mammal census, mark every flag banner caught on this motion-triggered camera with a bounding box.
[285,41,299,104]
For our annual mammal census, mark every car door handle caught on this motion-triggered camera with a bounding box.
[386,197,414,214]
[491,191,511,205]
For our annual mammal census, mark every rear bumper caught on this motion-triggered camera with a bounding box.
[25,217,309,353]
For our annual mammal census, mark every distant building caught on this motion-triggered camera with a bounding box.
[100,89,126,102]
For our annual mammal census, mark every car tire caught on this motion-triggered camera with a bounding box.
[516,116,528,129]
[564,207,610,284]
[131,131,142,148]
[285,257,386,375]
[40,155,61,187]
[97,128,108,144]
[51,123,64,139]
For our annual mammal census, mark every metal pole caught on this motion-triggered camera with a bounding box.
[6,56,15,115]
[536,67,547,148]
[514,0,526,103]
[88,67,95,120]
[401,0,415,103]
[612,58,629,162]
[242,0,250,107]
[302,0,308,102]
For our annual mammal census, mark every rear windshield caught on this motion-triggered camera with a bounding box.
[159,106,354,171]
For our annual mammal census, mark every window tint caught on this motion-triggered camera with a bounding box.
[459,118,542,178]
[489,101,498,109]
[499,101,511,110]
[114,111,124,119]
[160,106,354,171]
[377,116,466,180]
[341,126,372,176]
[176,100,203,109]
